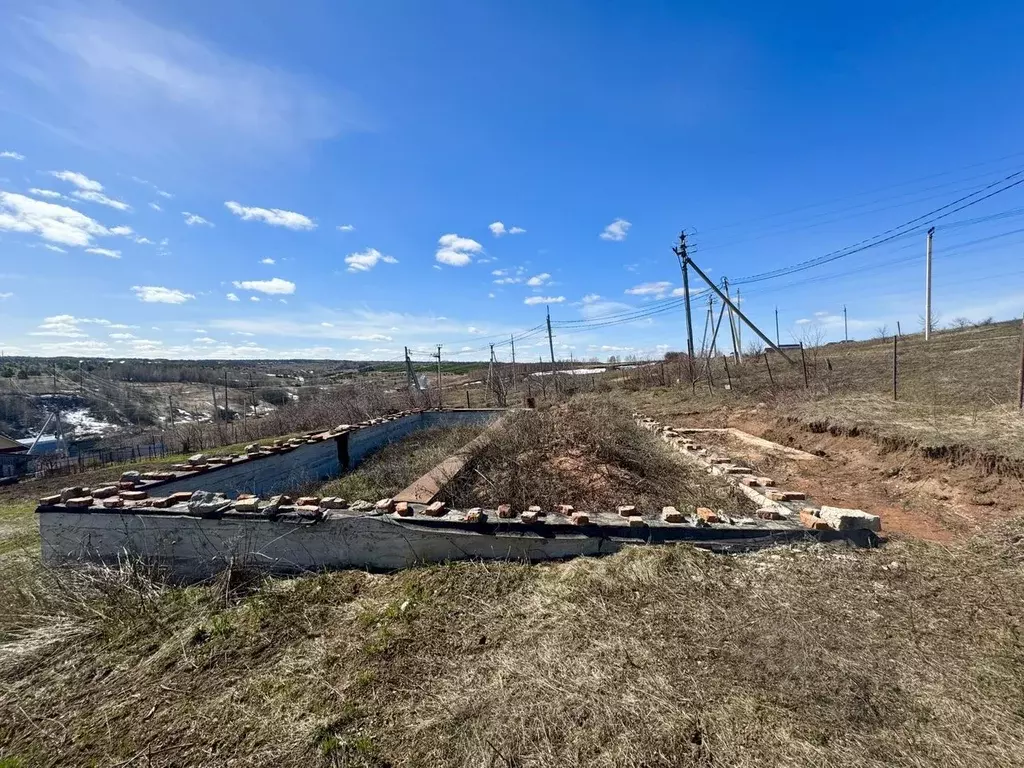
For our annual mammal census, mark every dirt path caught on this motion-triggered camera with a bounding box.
[661,408,1024,542]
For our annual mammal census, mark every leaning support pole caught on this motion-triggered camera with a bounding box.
[684,257,795,363]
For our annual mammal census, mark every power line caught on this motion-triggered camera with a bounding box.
[732,170,1024,286]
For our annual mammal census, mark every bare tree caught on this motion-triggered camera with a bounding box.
[949,317,971,330]
[875,324,890,339]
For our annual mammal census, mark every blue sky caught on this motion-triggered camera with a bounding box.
[2,0,1024,363]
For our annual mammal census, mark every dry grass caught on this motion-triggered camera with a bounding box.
[3,525,1024,766]
[309,425,484,501]
[447,395,749,515]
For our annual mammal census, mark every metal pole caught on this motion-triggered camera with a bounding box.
[723,278,741,363]
[800,343,809,388]
[843,305,849,342]
[736,288,743,354]
[925,227,935,341]
[436,345,443,409]
[510,334,516,389]
[546,306,558,393]
[775,307,780,346]
[685,256,795,362]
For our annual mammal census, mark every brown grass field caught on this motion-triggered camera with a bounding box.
[3,323,1024,766]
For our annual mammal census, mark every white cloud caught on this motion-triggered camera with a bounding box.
[796,318,811,325]
[193,336,216,344]
[467,326,484,334]
[29,188,62,199]
[109,332,135,340]
[1,151,25,160]
[149,202,162,211]
[582,293,601,303]
[131,285,195,304]
[600,218,631,242]
[526,272,551,287]
[488,292,495,299]
[157,190,173,199]
[493,277,522,285]
[30,315,90,337]
[109,225,133,236]
[44,244,67,253]
[345,248,398,273]
[489,221,526,237]
[250,296,261,302]
[337,224,355,232]
[134,236,153,245]
[0,192,111,246]
[524,295,565,305]
[85,247,121,259]
[350,333,393,342]
[226,292,239,302]
[50,170,103,192]
[73,190,131,211]
[260,257,275,265]
[232,277,296,295]
[435,233,483,267]
[0,292,12,300]
[626,281,672,297]
[182,211,213,227]
[225,201,315,230]
[492,269,507,276]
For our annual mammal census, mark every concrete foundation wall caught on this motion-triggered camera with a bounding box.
[38,508,861,583]
[152,409,501,499]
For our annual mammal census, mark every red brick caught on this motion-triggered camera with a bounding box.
[121,490,148,501]
[65,496,94,508]
[661,506,684,523]
[617,505,639,517]
[424,501,446,517]
[394,501,413,517]
[375,498,396,513]
[696,507,720,524]
[497,504,516,519]
[755,508,783,520]
[800,510,830,530]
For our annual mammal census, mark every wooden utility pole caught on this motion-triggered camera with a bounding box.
[211,386,218,420]
[775,307,780,345]
[673,232,696,384]
[843,305,849,342]
[800,343,809,388]
[764,351,774,386]
[925,227,935,341]
[723,277,741,363]
[223,371,229,421]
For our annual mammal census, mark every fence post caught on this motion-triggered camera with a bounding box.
[1017,313,1024,409]
[892,335,898,401]
[800,343,809,388]
[722,355,732,389]
[763,351,774,386]
[466,390,471,409]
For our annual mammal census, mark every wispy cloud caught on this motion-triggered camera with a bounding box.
[149,202,162,211]
[337,224,355,232]
[345,248,398,273]
[526,272,551,287]
[85,247,121,259]
[524,295,565,305]
[182,212,213,227]
[232,277,296,295]
[5,3,355,154]
[29,188,63,199]
[225,201,315,230]
[0,151,25,160]
[131,285,195,304]
[625,281,673,297]
[50,170,103,192]
[436,233,483,266]
[72,190,131,211]
[600,218,631,242]
[226,292,239,302]
[260,257,275,265]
